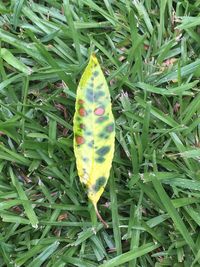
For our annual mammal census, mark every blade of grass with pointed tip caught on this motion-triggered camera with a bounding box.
[151,176,196,255]
[1,48,31,74]
[99,242,160,267]
[63,0,83,64]
[9,167,39,228]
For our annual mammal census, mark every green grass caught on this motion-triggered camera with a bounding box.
[0,0,200,266]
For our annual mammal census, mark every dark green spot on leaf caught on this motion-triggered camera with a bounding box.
[106,123,114,133]
[96,116,108,123]
[86,89,93,102]
[93,70,99,77]
[86,131,92,136]
[94,91,105,101]
[99,132,109,139]
[88,141,94,147]
[96,157,105,163]
[97,83,103,89]
[93,176,106,192]
[96,146,110,156]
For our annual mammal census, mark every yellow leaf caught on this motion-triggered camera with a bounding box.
[73,54,115,227]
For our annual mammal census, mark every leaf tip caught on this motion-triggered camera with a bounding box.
[90,53,98,65]
[91,52,96,58]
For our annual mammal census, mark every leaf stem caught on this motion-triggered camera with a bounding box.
[94,204,109,228]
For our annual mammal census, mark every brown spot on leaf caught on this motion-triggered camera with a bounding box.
[80,123,85,129]
[79,108,86,116]
[94,107,105,116]
[78,99,84,105]
[76,136,85,145]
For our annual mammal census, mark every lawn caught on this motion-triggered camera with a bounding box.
[0,0,200,266]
